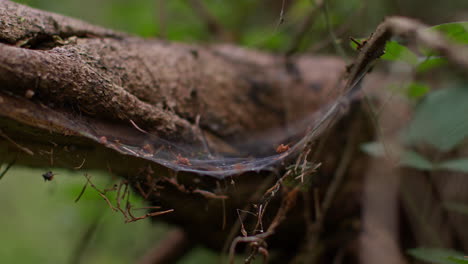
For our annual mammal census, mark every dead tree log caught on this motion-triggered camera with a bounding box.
[0,1,374,261]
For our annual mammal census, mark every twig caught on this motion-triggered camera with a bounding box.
[320,129,355,217]
[125,185,135,219]
[69,211,103,264]
[221,176,277,262]
[346,16,468,92]
[125,209,174,223]
[132,206,162,210]
[195,114,212,157]
[73,157,86,170]
[0,129,34,155]
[192,189,228,199]
[137,228,193,264]
[84,173,118,212]
[0,158,15,181]
[266,188,299,233]
[130,119,149,134]
[74,178,89,203]
[135,181,149,199]
[187,0,231,41]
[228,188,299,264]
[322,0,347,58]
[290,111,362,264]
[276,0,287,27]
[309,1,366,52]
[286,0,324,56]
[84,174,172,223]
[116,186,130,220]
[229,231,272,264]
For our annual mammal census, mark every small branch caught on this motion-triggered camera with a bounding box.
[130,119,149,134]
[74,178,89,203]
[322,0,347,58]
[286,0,324,56]
[84,174,120,213]
[309,1,366,53]
[0,158,15,181]
[69,212,103,264]
[277,0,287,27]
[346,16,468,92]
[192,189,228,199]
[187,0,232,41]
[84,174,173,223]
[125,209,174,223]
[266,188,299,233]
[138,228,193,264]
[289,111,362,264]
[73,158,86,170]
[0,129,34,155]
[228,187,299,264]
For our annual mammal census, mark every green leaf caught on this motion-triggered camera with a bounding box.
[406,82,430,99]
[437,158,468,173]
[448,256,468,264]
[443,202,468,216]
[430,22,468,45]
[381,41,419,65]
[417,57,448,73]
[403,85,468,152]
[400,150,433,170]
[408,248,465,264]
[421,22,468,56]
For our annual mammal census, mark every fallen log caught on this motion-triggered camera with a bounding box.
[0,1,374,262]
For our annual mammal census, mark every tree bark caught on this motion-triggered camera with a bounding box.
[0,0,372,260]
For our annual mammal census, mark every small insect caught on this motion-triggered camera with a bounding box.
[42,171,55,181]
[276,144,290,154]
[25,89,35,99]
[175,154,191,166]
[99,136,107,144]
[142,144,154,155]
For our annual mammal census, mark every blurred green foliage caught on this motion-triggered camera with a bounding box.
[12,0,468,53]
[408,248,466,264]
[0,167,166,263]
[0,167,233,263]
[10,0,364,52]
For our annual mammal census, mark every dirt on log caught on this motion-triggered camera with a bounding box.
[0,1,373,262]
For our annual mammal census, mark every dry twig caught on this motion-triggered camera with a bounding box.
[228,182,299,264]
[0,129,34,155]
[74,178,89,203]
[0,158,15,181]
[277,0,288,27]
[286,0,325,56]
[138,228,193,264]
[83,174,173,223]
[346,16,468,90]
[187,0,232,41]
[290,108,362,264]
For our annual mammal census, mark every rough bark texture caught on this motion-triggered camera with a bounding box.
[0,1,372,260]
[0,0,345,146]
